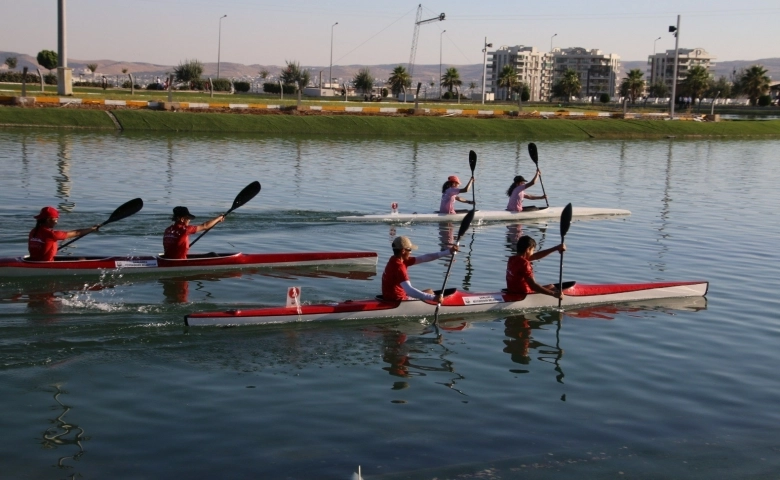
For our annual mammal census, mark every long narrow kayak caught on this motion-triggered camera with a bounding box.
[0,251,377,278]
[184,280,708,326]
[336,206,630,223]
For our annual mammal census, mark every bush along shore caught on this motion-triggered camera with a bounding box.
[1,104,780,139]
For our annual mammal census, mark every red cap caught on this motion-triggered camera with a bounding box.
[447,175,461,184]
[34,206,59,220]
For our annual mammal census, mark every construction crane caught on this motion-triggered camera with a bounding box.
[408,4,445,80]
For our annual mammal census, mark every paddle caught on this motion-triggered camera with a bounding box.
[468,150,477,209]
[527,143,550,208]
[59,198,144,249]
[433,208,476,325]
[189,181,261,248]
[557,203,573,310]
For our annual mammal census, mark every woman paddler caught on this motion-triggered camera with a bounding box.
[506,171,546,212]
[162,206,224,259]
[28,206,100,261]
[381,236,458,303]
[439,175,474,214]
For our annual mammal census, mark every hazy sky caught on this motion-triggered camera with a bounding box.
[3,0,778,67]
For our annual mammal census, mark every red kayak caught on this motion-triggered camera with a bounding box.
[0,251,377,278]
[184,280,709,326]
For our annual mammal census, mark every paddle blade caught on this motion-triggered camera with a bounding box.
[457,209,476,240]
[528,142,539,165]
[469,150,477,173]
[103,198,144,226]
[229,181,261,213]
[560,203,573,239]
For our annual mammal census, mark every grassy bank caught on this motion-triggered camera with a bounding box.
[3,106,780,138]
[0,107,115,128]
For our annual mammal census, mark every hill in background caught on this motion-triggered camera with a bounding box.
[2,51,777,85]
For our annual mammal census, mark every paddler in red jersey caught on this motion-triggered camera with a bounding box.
[506,235,566,299]
[28,206,100,261]
[162,206,224,259]
[381,236,458,303]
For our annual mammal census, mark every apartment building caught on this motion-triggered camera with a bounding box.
[551,47,621,99]
[647,48,716,91]
[487,45,553,101]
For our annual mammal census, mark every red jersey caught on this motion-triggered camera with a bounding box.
[28,226,68,261]
[382,256,418,300]
[163,222,198,259]
[506,255,534,294]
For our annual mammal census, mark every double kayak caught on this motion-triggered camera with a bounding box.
[336,206,630,223]
[0,251,377,278]
[184,280,708,326]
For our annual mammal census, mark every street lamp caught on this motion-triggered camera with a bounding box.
[651,36,662,83]
[481,37,493,105]
[439,30,446,100]
[330,22,338,92]
[550,33,558,52]
[217,14,227,79]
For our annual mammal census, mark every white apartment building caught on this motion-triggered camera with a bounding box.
[487,45,553,101]
[551,47,621,99]
[647,48,716,92]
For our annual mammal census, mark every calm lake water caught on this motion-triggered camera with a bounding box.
[1,129,779,479]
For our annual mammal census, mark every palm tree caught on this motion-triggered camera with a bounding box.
[648,80,669,98]
[739,65,771,106]
[174,59,203,83]
[621,69,645,104]
[387,65,410,98]
[280,60,310,89]
[5,56,17,70]
[682,65,711,108]
[86,63,98,81]
[497,65,519,101]
[556,68,581,101]
[353,68,373,96]
[468,81,477,97]
[440,67,462,97]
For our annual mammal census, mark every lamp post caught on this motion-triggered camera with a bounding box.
[651,36,662,83]
[481,37,493,105]
[550,33,558,52]
[669,15,680,119]
[217,14,227,79]
[329,22,338,91]
[439,30,446,100]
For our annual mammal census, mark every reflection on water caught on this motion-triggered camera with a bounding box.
[56,136,75,212]
[42,384,88,474]
[503,311,564,384]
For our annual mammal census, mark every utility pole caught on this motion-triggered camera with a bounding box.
[57,0,72,95]
[217,15,227,79]
[330,22,338,93]
[669,15,680,119]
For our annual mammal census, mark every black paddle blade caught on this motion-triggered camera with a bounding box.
[103,198,144,226]
[469,150,477,172]
[528,142,539,164]
[560,203,573,239]
[229,181,261,213]
[457,209,476,240]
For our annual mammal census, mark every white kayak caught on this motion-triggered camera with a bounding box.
[336,206,630,223]
[184,280,708,326]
